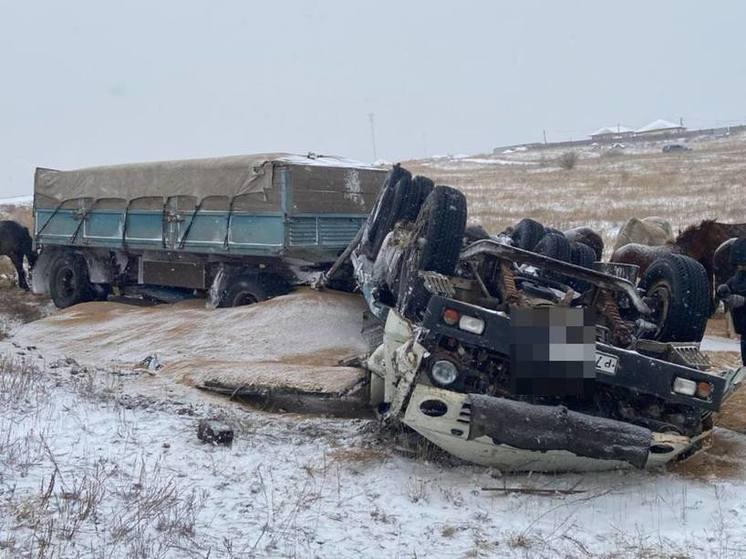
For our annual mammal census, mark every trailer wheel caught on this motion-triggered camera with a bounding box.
[639,253,710,342]
[48,252,95,308]
[218,272,290,308]
[511,218,545,251]
[91,283,112,302]
[397,185,467,320]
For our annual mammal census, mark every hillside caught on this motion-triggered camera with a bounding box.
[405,131,746,254]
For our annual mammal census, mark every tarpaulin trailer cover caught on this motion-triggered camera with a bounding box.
[33,153,381,209]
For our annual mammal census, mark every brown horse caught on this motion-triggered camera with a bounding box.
[610,220,746,311]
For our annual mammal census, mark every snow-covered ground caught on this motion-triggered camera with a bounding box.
[2,291,746,558]
[702,335,741,353]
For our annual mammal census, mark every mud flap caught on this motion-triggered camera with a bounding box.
[468,394,653,469]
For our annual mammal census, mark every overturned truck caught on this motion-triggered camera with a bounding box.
[31,154,385,307]
[328,164,744,471]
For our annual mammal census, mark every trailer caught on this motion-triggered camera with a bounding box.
[32,153,385,307]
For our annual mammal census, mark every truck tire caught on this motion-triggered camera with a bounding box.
[91,283,112,302]
[534,232,572,284]
[638,253,710,342]
[48,252,95,308]
[534,232,571,262]
[364,174,433,260]
[400,175,434,221]
[397,186,467,320]
[570,241,596,269]
[219,272,290,308]
[565,227,604,261]
[362,165,411,259]
[568,241,596,292]
[511,218,545,251]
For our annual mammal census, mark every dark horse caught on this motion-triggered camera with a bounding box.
[0,220,36,290]
[610,220,746,310]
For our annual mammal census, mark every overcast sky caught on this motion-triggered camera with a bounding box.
[1,0,745,197]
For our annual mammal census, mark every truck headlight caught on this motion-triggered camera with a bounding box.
[430,360,459,386]
[672,377,697,396]
[459,315,485,335]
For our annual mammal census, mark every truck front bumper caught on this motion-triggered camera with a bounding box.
[402,385,704,472]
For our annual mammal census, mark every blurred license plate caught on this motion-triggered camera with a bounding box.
[595,352,618,375]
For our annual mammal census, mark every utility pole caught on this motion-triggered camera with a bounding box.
[368,113,378,161]
[542,129,547,144]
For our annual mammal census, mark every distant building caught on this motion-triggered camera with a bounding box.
[589,125,635,142]
[635,119,686,137]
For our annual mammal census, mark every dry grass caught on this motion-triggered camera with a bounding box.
[0,203,33,229]
[406,135,746,256]
[0,288,50,339]
[0,356,210,558]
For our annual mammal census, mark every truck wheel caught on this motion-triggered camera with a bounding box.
[362,165,411,259]
[91,283,112,302]
[364,174,434,260]
[511,218,545,251]
[219,273,290,308]
[397,186,467,320]
[48,253,95,308]
[639,253,710,342]
[534,232,571,261]
[399,175,434,221]
[534,232,572,284]
[568,241,596,292]
[570,241,596,269]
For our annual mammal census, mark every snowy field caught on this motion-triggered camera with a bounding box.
[2,133,746,557]
[407,131,746,257]
[0,288,745,559]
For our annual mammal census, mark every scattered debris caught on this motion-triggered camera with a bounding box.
[481,486,586,496]
[135,353,163,374]
[197,418,234,445]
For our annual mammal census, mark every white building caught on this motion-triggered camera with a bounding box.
[589,125,635,142]
[635,119,686,137]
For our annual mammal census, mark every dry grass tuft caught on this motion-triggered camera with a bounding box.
[558,151,579,170]
[329,446,387,465]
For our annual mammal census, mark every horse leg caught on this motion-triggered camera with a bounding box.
[11,251,29,290]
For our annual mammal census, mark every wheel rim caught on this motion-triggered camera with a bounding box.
[233,292,259,306]
[58,267,76,299]
[646,281,672,337]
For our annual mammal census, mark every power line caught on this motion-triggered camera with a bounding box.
[368,113,377,161]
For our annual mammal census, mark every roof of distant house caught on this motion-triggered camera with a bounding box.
[636,119,684,133]
[589,126,635,136]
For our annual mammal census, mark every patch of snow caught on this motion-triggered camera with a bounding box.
[701,335,741,353]
[277,154,379,169]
